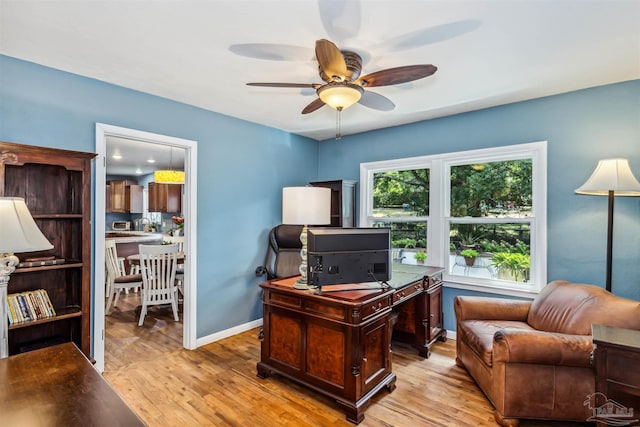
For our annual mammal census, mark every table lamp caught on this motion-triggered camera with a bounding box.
[575,158,640,292]
[0,197,53,357]
[282,186,331,289]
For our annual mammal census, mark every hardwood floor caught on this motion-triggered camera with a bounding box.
[104,293,594,426]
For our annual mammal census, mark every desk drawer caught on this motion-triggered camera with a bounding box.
[393,281,423,304]
[427,273,442,289]
[361,296,391,321]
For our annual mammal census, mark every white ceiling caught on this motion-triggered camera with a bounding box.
[105,136,185,176]
[1,0,639,144]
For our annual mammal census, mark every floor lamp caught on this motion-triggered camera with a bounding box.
[0,197,54,358]
[282,186,331,290]
[575,158,640,292]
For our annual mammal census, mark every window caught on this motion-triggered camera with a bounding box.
[370,168,430,265]
[360,142,547,296]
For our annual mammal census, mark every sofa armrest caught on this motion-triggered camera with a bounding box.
[493,328,593,367]
[454,295,531,322]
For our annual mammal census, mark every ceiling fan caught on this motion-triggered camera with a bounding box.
[246,39,437,115]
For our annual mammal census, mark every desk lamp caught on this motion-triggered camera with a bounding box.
[282,186,331,289]
[0,197,53,357]
[575,158,640,292]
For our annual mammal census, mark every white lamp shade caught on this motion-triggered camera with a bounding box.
[0,197,53,253]
[575,158,640,196]
[282,187,331,225]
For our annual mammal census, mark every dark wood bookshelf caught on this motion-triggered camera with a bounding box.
[0,141,96,357]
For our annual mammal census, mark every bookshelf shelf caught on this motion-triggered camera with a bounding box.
[8,308,83,330]
[32,214,84,219]
[13,262,83,274]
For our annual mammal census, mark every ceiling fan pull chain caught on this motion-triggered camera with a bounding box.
[336,107,342,140]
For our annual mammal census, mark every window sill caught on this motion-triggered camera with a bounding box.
[443,279,539,299]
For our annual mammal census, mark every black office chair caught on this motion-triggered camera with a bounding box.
[263,224,303,279]
[255,224,303,338]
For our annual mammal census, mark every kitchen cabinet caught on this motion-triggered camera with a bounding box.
[106,180,142,213]
[148,182,181,213]
[0,141,95,357]
[310,180,356,227]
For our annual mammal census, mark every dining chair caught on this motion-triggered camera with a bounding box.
[138,243,180,326]
[105,239,143,313]
[163,235,185,296]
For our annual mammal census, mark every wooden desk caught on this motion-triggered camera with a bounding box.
[387,264,446,357]
[592,324,640,425]
[257,265,444,424]
[0,342,145,427]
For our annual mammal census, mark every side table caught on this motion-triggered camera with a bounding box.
[591,324,640,426]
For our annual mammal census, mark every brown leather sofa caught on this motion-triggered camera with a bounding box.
[454,280,640,426]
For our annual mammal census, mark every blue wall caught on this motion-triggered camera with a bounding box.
[2,53,638,337]
[0,55,318,339]
[317,80,640,330]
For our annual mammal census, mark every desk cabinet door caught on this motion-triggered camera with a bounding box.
[427,283,443,341]
[360,315,391,395]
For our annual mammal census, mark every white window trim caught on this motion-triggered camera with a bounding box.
[360,141,547,298]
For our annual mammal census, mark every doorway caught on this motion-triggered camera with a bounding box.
[94,123,198,373]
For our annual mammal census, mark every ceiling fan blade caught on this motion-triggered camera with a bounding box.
[315,39,349,81]
[356,65,437,87]
[358,91,395,111]
[301,98,326,114]
[247,82,320,89]
[229,43,312,61]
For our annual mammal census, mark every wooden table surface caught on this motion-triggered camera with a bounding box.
[0,343,145,426]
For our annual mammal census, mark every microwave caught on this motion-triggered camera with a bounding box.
[112,221,131,231]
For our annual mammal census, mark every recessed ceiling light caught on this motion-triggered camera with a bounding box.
[147,159,156,163]
[135,169,142,175]
[112,154,122,159]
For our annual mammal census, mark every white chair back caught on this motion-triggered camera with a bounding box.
[105,239,142,313]
[163,235,185,253]
[138,243,180,326]
[105,239,121,284]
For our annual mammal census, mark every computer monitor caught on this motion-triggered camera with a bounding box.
[306,227,391,290]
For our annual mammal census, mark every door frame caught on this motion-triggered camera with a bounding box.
[93,123,198,372]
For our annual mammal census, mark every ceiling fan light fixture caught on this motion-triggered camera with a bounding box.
[318,83,363,110]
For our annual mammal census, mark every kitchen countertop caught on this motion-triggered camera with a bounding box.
[105,231,165,243]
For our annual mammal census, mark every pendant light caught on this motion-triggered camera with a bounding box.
[154,146,184,184]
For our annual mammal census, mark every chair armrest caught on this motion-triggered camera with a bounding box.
[454,296,531,322]
[493,328,593,367]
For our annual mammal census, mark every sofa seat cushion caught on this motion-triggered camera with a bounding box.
[458,319,536,366]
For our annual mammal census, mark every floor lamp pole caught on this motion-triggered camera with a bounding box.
[605,190,614,293]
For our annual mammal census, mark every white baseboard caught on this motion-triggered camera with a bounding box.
[196,318,263,347]
[446,329,456,341]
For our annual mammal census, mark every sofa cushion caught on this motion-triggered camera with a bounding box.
[527,280,640,335]
[458,319,535,366]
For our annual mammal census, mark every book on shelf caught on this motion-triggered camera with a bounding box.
[17,258,65,268]
[6,289,56,325]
